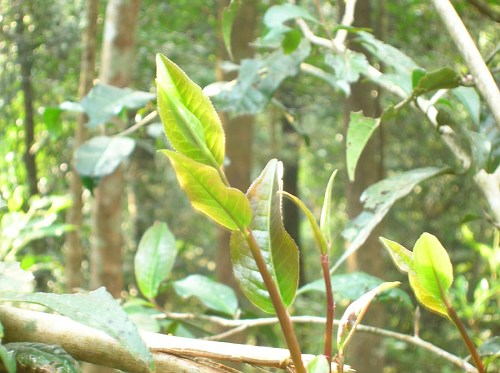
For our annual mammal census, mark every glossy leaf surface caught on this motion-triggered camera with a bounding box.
[162,150,251,230]
[346,112,381,181]
[231,159,299,313]
[173,274,238,316]
[156,54,225,167]
[134,222,178,299]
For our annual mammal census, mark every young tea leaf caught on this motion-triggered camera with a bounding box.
[337,282,400,354]
[412,67,461,96]
[173,275,238,316]
[161,150,251,231]
[156,54,225,167]
[134,222,178,299]
[379,237,413,273]
[307,355,330,373]
[320,170,338,249]
[221,0,241,60]
[230,159,299,313]
[411,233,453,318]
[346,112,381,182]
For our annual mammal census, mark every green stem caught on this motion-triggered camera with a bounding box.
[321,254,334,372]
[243,229,306,373]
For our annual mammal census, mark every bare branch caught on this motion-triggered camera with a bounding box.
[334,0,358,46]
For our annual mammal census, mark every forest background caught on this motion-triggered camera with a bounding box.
[0,0,498,372]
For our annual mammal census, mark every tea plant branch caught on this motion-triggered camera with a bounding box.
[117,110,158,137]
[334,0,357,47]
[431,0,500,128]
[321,254,334,367]
[157,312,478,372]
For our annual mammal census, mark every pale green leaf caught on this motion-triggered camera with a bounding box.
[379,237,413,273]
[161,150,251,230]
[346,112,381,181]
[337,282,400,353]
[324,51,370,95]
[282,191,327,255]
[231,159,299,313]
[307,355,330,373]
[411,233,453,318]
[134,222,178,299]
[173,275,238,316]
[263,4,317,41]
[320,170,337,248]
[74,136,135,178]
[156,54,225,167]
[1,288,154,371]
[0,262,34,293]
[0,344,16,373]
[453,87,480,125]
[222,0,241,60]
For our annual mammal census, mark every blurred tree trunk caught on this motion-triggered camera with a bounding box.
[89,0,141,298]
[65,0,99,292]
[343,0,387,372]
[215,0,257,292]
[14,0,38,196]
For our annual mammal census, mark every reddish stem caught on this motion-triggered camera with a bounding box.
[321,253,335,372]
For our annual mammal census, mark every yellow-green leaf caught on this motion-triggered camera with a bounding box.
[379,237,413,273]
[161,150,251,230]
[230,159,299,313]
[156,54,225,167]
[320,170,337,249]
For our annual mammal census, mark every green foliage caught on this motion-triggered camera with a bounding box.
[230,159,299,313]
[411,67,461,96]
[307,355,329,373]
[4,342,81,373]
[134,222,178,300]
[0,263,34,293]
[262,4,317,42]
[221,0,241,61]
[0,321,16,373]
[320,170,338,249]
[173,274,238,316]
[324,51,370,95]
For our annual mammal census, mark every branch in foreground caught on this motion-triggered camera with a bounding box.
[0,306,351,372]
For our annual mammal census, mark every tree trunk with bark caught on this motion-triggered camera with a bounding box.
[65,0,99,292]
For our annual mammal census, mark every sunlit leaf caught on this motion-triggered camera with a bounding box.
[161,150,251,230]
[173,275,238,316]
[307,355,330,373]
[134,222,178,299]
[411,233,453,318]
[74,136,135,178]
[156,54,225,167]
[81,84,154,128]
[337,282,400,353]
[5,342,81,373]
[42,106,63,140]
[0,288,154,371]
[320,170,337,248]
[346,112,381,182]
[282,191,327,255]
[231,159,299,313]
[222,0,241,60]
[379,237,413,273]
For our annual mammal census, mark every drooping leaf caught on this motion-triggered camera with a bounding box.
[452,86,480,125]
[346,112,381,181]
[5,342,81,373]
[307,355,330,373]
[134,222,178,299]
[337,282,400,353]
[0,262,34,293]
[173,275,238,316]
[282,191,327,255]
[161,150,251,230]
[263,4,317,41]
[412,67,461,96]
[335,167,447,273]
[230,159,299,313]
[298,272,411,308]
[411,233,453,318]
[74,136,135,178]
[221,0,241,60]
[324,51,370,96]
[0,288,154,371]
[156,54,225,167]
[81,84,154,128]
[214,41,311,115]
[379,237,413,273]
[320,170,338,248]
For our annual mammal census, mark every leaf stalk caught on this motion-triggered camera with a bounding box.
[321,254,334,372]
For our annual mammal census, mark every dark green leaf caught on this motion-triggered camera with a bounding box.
[0,262,34,293]
[231,159,299,313]
[5,342,81,373]
[134,222,178,299]
[161,150,251,230]
[411,68,427,89]
[173,274,238,316]
[74,136,135,178]
[221,0,241,61]
[282,29,302,54]
[307,355,329,373]
[81,84,154,128]
[0,344,16,373]
[336,167,446,272]
[412,68,461,96]
[42,107,63,140]
[346,112,381,181]
[156,54,225,167]
[1,288,154,371]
